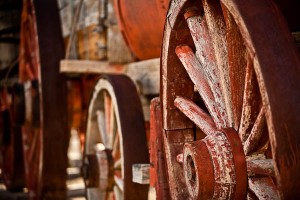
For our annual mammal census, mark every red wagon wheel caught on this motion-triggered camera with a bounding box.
[0,1,24,191]
[84,74,149,200]
[18,0,68,199]
[161,0,300,199]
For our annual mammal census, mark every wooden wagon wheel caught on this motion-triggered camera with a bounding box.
[161,0,300,199]
[84,74,149,200]
[0,1,24,191]
[18,0,68,199]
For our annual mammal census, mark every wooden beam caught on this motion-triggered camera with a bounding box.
[60,59,125,74]
[60,58,160,95]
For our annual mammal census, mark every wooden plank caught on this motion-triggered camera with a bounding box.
[60,59,125,74]
[60,58,160,95]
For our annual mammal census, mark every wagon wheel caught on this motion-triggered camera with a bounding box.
[161,0,300,199]
[19,0,68,199]
[0,1,24,191]
[84,74,149,200]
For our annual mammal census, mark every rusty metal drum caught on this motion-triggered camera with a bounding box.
[114,0,169,60]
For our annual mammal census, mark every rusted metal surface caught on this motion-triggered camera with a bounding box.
[160,0,300,199]
[114,0,169,60]
[19,0,69,199]
[84,75,149,199]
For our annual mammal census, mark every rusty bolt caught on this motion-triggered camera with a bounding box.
[176,153,184,163]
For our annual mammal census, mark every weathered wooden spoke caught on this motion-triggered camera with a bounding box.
[161,0,300,199]
[174,96,217,135]
[247,159,275,177]
[248,177,279,199]
[175,45,227,128]
[243,107,266,156]
[114,175,124,191]
[96,110,108,147]
[184,13,229,128]
[239,54,260,143]
[112,131,121,159]
[114,158,122,170]
[84,75,149,200]
[203,0,233,126]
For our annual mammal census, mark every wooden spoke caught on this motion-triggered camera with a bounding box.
[113,185,123,200]
[114,158,122,170]
[26,129,40,168]
[243,107,266,155]
[112,131,120,159]
[110,112,117,148]
[175,45,226,128]
[239,54,260,142]
[222,5,247,130]
[104,91,113,148]
[96,110,108,146]
[108,96,116,148]
[248,177,279,199]
[186,15,229,128]
[247,159,275,177]
[174,96,217,135]
[203,0,233,126]
[114,175,124,191]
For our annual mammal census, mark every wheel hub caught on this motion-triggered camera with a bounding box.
[183,128,247,199]
[83,147,114,191]
[96,148,114,191]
